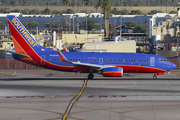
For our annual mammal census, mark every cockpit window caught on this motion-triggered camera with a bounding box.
[160,59,168,62]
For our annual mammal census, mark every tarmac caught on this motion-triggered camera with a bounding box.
[0,69,180,120]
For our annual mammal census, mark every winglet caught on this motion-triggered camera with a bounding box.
[57,49,69,62]
[62,45,69,52]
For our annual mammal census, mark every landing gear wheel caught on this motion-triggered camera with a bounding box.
[88,73,94,79]
[153,75,157,79]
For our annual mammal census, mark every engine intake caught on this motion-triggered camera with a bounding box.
[103,67,123,77]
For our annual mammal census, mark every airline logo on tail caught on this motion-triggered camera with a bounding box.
[8,16,37,47]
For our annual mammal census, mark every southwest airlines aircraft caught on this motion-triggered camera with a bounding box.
[7,15,176,79]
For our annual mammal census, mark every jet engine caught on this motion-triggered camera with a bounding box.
[103,67,123,77]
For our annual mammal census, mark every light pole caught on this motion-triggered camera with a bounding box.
[137,16,142,26]
[119,16,122,40]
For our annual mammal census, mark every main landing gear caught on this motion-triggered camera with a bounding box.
[153,75,157,79]
[153,72,164,79]
[88,73,94,79]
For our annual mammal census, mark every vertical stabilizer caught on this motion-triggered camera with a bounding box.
[7,15,40,54]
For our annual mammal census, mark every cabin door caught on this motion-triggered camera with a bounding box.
[150,57,155,66]
[41,55,45,65]
[99,58,103,64]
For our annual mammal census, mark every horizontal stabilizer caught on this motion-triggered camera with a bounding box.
[7,50,29,58]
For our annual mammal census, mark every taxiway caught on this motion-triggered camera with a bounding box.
[0,69,180,120]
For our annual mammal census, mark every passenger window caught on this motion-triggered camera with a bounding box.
[49,59,51,61]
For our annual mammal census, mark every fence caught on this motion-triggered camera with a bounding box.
[168,58,180,68]
[0,59,40,69]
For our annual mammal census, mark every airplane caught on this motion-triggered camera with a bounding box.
[7,15,176,79]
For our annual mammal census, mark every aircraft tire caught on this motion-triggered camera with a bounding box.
[88,73,94,79]
[153,75,157,79]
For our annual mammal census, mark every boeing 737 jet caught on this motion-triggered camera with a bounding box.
[7,15,176,79]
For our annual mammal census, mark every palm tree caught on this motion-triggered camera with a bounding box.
[94,5,99,13]
[45,2,50,15]
[63,0,71,31]
[172,0,177,11]
[112,8,118,30]
[97,0,111,37]
[82,0,90,31]
[45,2,49,8]
[71,1,76,12]
[96,0,103,30]
[45,8,51,15]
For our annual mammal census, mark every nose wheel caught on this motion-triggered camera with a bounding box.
[88,73,94,79]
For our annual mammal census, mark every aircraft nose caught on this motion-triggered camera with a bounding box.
[170,62,176,70]
[172,62,176,69]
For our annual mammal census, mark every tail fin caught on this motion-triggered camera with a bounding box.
[7,15,40,54]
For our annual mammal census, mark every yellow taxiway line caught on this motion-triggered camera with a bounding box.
[62,77,88,120]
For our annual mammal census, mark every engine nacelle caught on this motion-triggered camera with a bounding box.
[103,67,123,77]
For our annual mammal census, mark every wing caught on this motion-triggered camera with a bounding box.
[57,49,113,71]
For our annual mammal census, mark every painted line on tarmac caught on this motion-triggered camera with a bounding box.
[62,77,88,120]
[3,94,180,99]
